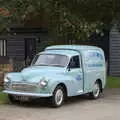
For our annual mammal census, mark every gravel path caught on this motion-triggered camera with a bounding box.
[0,88,120,120]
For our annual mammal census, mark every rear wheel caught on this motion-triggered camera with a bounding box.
[89,81,101,99]
[51,86,66,107]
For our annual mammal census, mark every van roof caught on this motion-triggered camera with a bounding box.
[37,45,103,57]
[46,45,102,52]
[40,49,79,57]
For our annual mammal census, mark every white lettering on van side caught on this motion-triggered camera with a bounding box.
[85,50,104,68]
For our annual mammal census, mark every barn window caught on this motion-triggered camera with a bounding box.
[0,40,6,56]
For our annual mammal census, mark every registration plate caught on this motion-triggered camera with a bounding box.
[14,96,30,101]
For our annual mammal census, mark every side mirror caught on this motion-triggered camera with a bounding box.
[67,65,71,71]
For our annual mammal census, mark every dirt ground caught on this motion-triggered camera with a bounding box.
[0,88,120,120]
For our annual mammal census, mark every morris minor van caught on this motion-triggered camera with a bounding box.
[3,45,106,107]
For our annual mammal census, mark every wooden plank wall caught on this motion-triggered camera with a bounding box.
[109,26,120,76]
[7,35,25,61]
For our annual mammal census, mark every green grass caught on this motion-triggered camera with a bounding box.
[0,87,10,104]
[0,76,120,104]
[0,87,2,91]
[106,76,120,88]
[0,93,9,104]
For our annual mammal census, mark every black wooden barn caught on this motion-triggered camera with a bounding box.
[0,27,48,70]
[0,25,119,76]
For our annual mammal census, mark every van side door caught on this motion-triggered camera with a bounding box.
[67,55,84,95]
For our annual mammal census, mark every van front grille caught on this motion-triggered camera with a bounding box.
[11,83,37,92]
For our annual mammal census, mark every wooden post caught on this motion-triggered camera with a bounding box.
[9,58,14,71]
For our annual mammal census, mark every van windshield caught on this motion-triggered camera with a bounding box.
[31,54,69,67]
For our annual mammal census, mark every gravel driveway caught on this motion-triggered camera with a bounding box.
[0,88,120,120]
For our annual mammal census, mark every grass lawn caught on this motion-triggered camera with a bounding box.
[0,76,120,104]
[0,87,10,104]
[106,76,120,88]
[0,92,9,104]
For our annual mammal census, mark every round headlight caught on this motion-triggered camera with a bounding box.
[4,75,11,89]
[40,79,48,87]
[4,75,11,83]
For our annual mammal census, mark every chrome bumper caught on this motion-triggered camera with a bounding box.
[3,90,52,97]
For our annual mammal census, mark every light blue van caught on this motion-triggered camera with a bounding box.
[3,45,106,107]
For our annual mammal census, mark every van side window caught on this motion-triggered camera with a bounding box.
[69,56,80,68]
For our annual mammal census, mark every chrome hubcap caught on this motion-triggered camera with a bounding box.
[55,89,63,106]
[93,83,100,98]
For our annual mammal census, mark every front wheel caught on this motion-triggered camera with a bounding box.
[89,81,101,99]
[50,86,65,107]
[8,94,18,103]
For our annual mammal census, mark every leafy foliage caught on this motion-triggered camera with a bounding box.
[0,0,120,39]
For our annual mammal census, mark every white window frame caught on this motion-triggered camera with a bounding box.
[0,40,7,56]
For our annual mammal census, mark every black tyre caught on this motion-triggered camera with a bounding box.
[89,81,101,99]
[51,86,66,107]
[8,94,18,103]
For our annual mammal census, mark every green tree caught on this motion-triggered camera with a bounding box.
[0,0,120,39]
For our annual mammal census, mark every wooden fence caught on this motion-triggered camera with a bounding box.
[0,58,25,86]
[0,58,13,86]
[0,65,13,86]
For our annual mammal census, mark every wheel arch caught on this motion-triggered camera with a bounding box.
[55,83,68,97]
[96,79,103,92]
